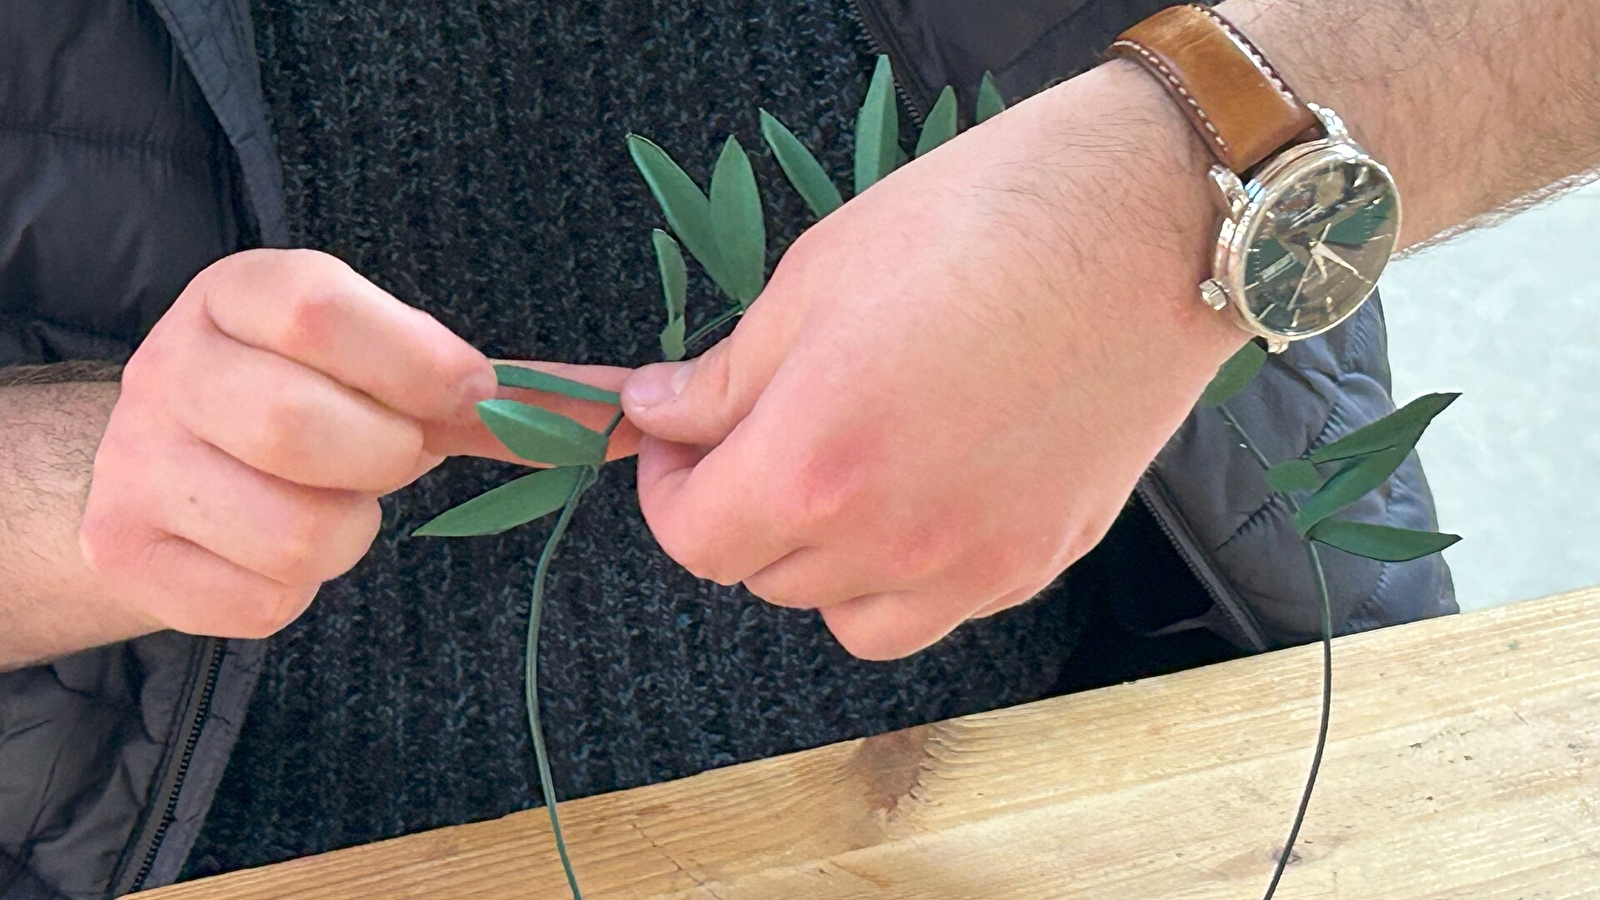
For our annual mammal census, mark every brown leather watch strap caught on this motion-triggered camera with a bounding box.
[1109,4,1318,173]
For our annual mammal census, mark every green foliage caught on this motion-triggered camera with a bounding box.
[854,55,901,194]
[477,399,608,467]
[1199,341,1267,407]
[709,137,767,308]
[494,364,621,405]
[1292,394,1458,533]
[1264,458,1324,493]
[627,134,736,300]
[413,467,588,537]
[916,86,959,157]
[1293,446,1408,534]
[976,71,1006,123]
[759,110,843,219]
[653,230,688,361]
[1310,393,1459,463]
[1307,519,1461,562]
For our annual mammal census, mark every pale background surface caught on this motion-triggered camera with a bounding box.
[1382,182,1599,611]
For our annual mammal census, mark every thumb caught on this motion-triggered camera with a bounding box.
[622,320,784,447]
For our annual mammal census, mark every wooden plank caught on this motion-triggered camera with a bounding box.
[144,588,1600,899]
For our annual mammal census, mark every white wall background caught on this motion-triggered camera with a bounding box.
[1381,182,1599,611]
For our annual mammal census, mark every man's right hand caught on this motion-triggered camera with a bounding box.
[82,249,501,639]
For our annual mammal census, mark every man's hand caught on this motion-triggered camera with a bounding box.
[79,249,633,642]
[623,66,1243,660]
[624,0,1596,661]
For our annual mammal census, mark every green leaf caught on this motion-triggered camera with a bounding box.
[854,55,901,195]
[976,71,1006,124]
[413,467,587,537]
[709,136,766,308]
[759,110,844,219]
[916,86,959,157]
[477,399,608,466]
[494,365,620,405]
[1293,446,1409,534]
[652,229,687,319]
[653,229,688,362]
[1198,342,1267,407]
[626,134,735,299]
[1307,519,1461,562]
[660,316,686,362]
[1265,458,1324,493]
[1310,393,1460,464]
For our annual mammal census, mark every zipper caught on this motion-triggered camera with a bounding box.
[842,0,928,124]
[123,637,227,893]
[1135,479,1271,652]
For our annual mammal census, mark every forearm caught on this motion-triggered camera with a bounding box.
[0,376,153,670]
[1220,0,1598,248]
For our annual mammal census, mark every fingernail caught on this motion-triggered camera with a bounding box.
[460,365,499,412]
[625,361,692,411]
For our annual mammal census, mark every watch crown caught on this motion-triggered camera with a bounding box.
[1199,278,1230,311]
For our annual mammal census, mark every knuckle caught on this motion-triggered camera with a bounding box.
[267,496,381,583]
[232,582,319,639]
[652,525,736,586]
[740,575,814,610]
[78,505,140,578]
[690,344,737,412]
[770,444,868,535]
[276,285,343,357]
[824,616,907,662]
[881,521,963,583]
[257,393,317,466]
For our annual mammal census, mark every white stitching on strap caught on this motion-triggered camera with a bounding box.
[1109,39,1230,156]
[1194,5,1301,106]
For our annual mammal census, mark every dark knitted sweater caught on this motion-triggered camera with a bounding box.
[184,0,1217,876]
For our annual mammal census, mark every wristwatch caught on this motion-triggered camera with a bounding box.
[1109,4,1399,352]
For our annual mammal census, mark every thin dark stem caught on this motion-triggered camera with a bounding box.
[1219,404,1276,474]
[685,304,742,349]
[1259,541,1334,900]
[526,469,595,900]
[1220,403,1333,900]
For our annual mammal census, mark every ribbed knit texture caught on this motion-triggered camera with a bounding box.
[184,0,1104,876]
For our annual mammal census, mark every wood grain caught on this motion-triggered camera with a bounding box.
[144,588,1599,899]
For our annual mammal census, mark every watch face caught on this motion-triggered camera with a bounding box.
[1237,150,1399,337]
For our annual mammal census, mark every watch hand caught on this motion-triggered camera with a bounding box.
[1306,223,1337,281]
[1311,243,1365,279]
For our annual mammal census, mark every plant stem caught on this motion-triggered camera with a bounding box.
[524,411,622,900]
[1219,403,1334,900]
[526,469,595,900]
[685,304,742,349]
[1219,404,1275,473]
[1259,541,1334,900]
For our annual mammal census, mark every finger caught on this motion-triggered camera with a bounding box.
[634,434,801,585]
[126,427,382,585]
[425,361,641,462]
[820,587,1001,661]
[200,249,496,422]
[80,513,319,640]
[621,302,794,447]
[971,583,1047,619]
[171,325,426,492]
[742,545,905,611]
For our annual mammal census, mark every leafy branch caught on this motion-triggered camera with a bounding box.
[1199,343,1459,899]
[414,54,1459,900]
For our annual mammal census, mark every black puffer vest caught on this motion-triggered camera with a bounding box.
[0,1,1453,896]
